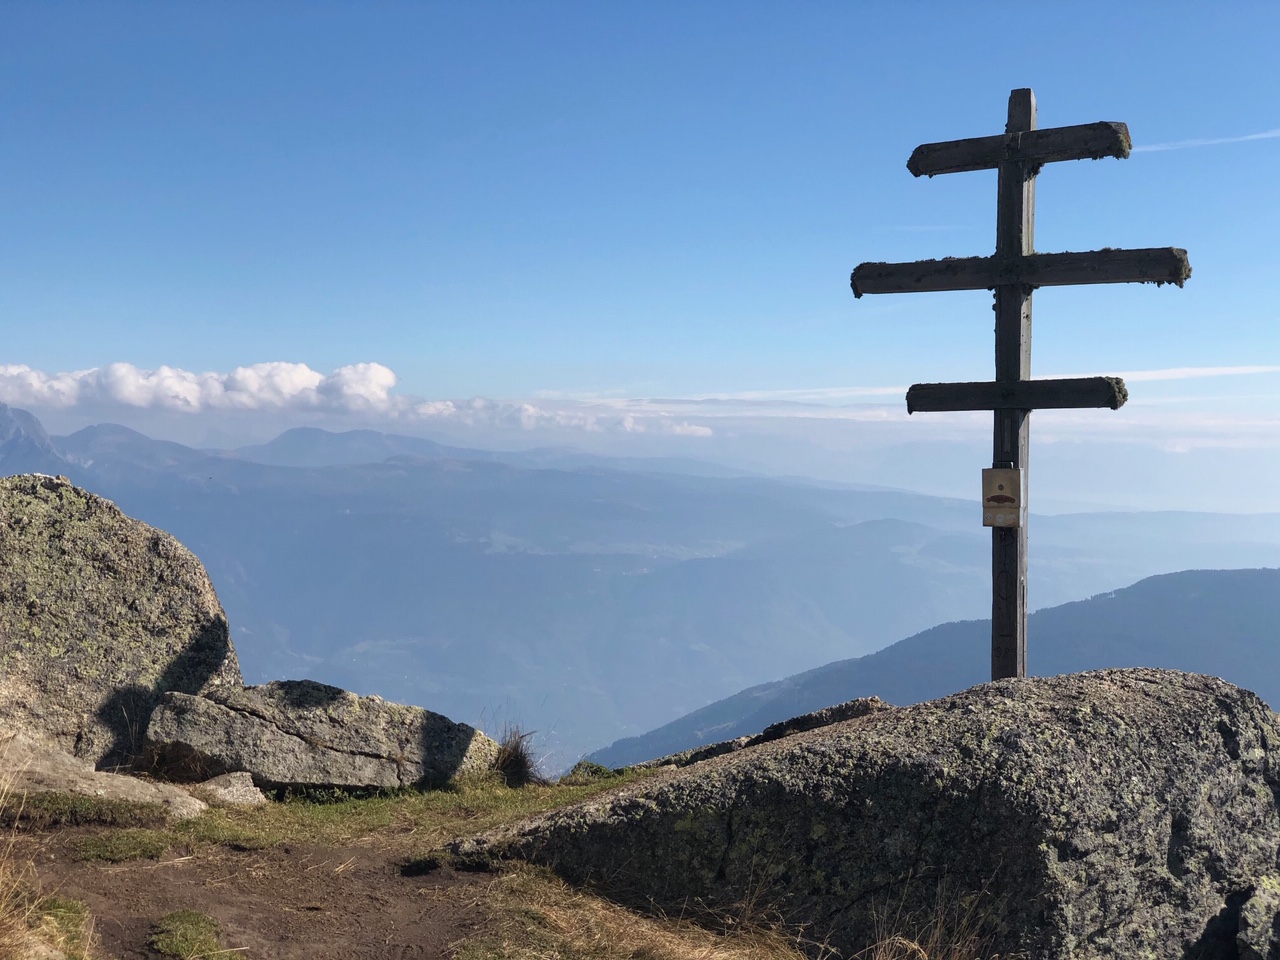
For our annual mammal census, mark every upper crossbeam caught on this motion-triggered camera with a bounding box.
[907,121,1131,177]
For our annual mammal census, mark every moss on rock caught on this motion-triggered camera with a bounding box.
[0,474,241,766]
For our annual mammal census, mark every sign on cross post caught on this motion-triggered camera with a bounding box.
[851,88,1191,681]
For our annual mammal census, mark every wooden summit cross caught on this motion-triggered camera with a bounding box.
[851,88,1190,681]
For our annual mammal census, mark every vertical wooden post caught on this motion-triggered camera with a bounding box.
[991,88,1036,680]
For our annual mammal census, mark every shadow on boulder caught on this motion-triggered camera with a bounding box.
[96,612,237,769]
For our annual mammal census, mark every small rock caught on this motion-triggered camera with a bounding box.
[193,771,268,806]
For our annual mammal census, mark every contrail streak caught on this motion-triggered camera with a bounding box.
[1134,128,1280,152]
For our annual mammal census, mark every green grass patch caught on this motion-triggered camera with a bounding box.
[149,909,237,959]
[182,770,652,854]
[67,771,654,865]
[74,828,172,863]
[2,791,167,830]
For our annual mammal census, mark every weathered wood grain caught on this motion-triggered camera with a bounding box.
[991,87,1035,683]
[907,121,1131,177]
[851,247,1191,297]
[906,376,1128,413]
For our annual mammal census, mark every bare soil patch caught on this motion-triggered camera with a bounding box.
[19,829,490,959]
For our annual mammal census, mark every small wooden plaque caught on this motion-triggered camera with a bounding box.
[982,467,1022,527]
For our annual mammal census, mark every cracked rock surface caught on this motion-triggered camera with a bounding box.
[455,668,1280,960]
[145,679,499,790]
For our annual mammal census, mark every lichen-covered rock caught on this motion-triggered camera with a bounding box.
[455,669,1280,959]
[0,474,241,766]
[145,680,499,790]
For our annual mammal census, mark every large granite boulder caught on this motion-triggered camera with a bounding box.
[145,679,499,791]
[456,669,1280,960]
[0,474,241,766]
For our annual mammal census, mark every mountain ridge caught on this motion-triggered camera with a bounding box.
[588,567,1280,767]
[3,401,1279,766]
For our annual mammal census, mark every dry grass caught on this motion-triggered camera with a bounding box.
[450,865,832,960]
[0,820,32,960]
[0,750,97,960]
[493,724,549,788]
[853,881,1022,960]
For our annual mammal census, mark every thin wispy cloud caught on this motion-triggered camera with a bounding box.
[1049,365,1280,383]
[567,366,1280,409]
[411,396,713,436]
[1121,365,1280,382]
[1133,128,1280,152]
[688,385,908,402]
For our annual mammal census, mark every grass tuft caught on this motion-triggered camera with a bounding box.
[493,725,548,788]
[148,909,239,959]
[558,760,620,786]
[74,827,173,863]
[28,895,96,960]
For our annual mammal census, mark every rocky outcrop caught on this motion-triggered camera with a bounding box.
[145,680,499,791]
[1,730,206,821]
[0,474,241,766]
[455,669,1280,960]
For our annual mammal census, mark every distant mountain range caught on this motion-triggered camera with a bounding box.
[3,401,1279,766]
[588,568,1280,768]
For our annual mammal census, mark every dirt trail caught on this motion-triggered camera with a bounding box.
[18,832,490,959]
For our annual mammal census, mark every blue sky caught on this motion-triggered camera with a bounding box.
[1,2,1277,507]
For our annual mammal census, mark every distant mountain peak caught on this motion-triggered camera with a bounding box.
[0,401,55,450]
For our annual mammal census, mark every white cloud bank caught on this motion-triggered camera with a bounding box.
[0,361,714,437]
[5,359,1280,452]
[0,361,400,414]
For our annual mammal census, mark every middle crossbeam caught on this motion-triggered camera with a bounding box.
[851,247,1190,297]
